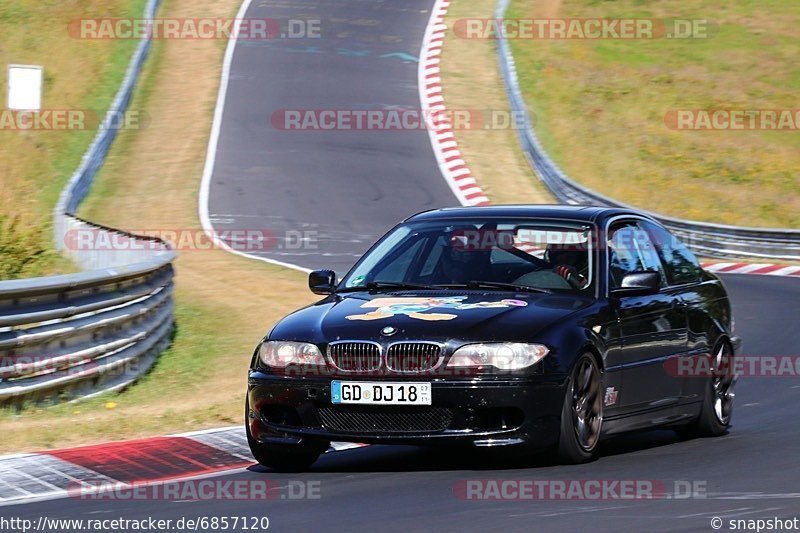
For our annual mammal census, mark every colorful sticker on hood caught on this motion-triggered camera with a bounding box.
[345,297,527,321]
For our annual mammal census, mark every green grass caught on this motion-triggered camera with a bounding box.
[507,0,800,227]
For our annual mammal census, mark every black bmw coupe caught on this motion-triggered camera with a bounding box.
[246,206,740,470]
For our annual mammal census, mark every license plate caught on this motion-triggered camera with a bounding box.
[331,381,431,405]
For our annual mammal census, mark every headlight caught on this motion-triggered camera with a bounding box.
[259,341,325,368]
[446,343,549,370]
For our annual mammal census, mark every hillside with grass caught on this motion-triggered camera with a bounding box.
[0,0,145,278]
[507,0,799,227]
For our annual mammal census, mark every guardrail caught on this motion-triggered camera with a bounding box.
[0,0,172,409]
[494,0,800,261]
[0,226,174,409]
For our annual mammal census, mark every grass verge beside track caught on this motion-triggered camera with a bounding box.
[504,0,799,228]
[0,0,317,453]
[0,0,147,278]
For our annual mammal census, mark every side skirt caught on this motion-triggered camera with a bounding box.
[601,401,702,436]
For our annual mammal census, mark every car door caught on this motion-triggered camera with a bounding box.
[608,220,688,413]
[640,220,706,402]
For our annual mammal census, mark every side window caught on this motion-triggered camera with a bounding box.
[642,221,702,285]
[633,222,667,281]
[607,222,641,287]
[607,221,665,288]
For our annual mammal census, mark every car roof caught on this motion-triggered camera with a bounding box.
[404,204,650,224]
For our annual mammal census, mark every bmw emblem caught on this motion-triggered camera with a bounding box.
[381,326,398,336]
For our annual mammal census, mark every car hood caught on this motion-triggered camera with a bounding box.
[269,291,594,344]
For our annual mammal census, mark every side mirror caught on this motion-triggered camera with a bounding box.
[309,270,336,295]
[610,270,661,298]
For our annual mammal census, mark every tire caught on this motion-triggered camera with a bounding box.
[247,439,322,472]
[557,353,603,464]
[680,342,735,438]
[245,400,326,472]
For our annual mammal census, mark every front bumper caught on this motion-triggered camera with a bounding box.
[247,372,566,449]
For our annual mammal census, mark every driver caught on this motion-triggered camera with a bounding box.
[546,244,588,288]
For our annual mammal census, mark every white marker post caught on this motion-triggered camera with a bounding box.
[7,65,43,111]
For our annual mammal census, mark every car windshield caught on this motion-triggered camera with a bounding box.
[340,219,595,293]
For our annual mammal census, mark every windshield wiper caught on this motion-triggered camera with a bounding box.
[336,281,440,293]
[337,280,552,294]
[437,280,552,294]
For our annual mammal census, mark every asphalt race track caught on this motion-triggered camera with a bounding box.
[9,0,800,531]
[205,0,457,274]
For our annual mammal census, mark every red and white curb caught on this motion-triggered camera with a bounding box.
[702,262,800,277]
[419,0,490,207]
[0,427,366,506]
